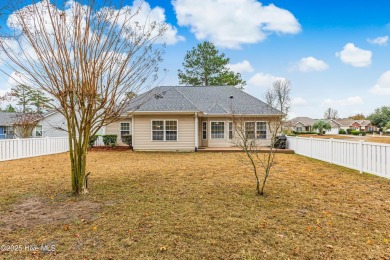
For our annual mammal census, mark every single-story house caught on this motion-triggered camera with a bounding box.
[104,86,282,151]
[284,117,315,132]
[0,112,18,139]
[287,116,378,135]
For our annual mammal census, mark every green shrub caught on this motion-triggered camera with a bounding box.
[351,130,360,135]
[88,135,99,148]
[102,135,117,147]
[338,129,347,134]
[346,129,352,134]
[360,130,366,136]
[296,131,318,135]
[121,135,132,148]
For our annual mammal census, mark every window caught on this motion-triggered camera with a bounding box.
[152,120,177,141]
[256,122,267,139]
[245,122,255,139]
[228,122,233,139]
[152,121,164,141]
[120,122,130,138]
[35,125,43,137]
[165,121,177,141]
[202,121,207,140]
[211,122,224,139]
[296,127,302,132]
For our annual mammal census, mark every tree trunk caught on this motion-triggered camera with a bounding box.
[69,134,89,194]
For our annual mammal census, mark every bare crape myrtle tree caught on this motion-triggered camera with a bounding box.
[232,80,290,196]
[0,0,167,194]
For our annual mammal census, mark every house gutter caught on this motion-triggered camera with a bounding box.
[194,112,198,151]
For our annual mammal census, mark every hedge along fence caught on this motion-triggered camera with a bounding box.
[287,136,390,179]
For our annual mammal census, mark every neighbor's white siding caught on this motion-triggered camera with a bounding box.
[133,114,195,151]
[34,112,68,137]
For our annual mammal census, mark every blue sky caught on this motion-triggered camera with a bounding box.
[1,0,390,119]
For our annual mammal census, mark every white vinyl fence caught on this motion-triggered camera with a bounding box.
[287,136,390,179]
[0,137,69,161]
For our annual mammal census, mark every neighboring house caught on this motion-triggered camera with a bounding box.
[103,86,282,151]
[285,117,315,132]
[0,112,18,139]
[287,116,378,135]
[336,118,378,132]
[32,110,69,138]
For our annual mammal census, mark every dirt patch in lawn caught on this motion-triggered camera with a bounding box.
[0,196,100,231]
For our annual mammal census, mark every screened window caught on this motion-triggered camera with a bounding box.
[211,122,224,139]
[152,120,177,141]
[256,122,267,139]
[120,122,130,138]
[228,122,233,139]
[152,121,164,141]
[202,121,207,140]
[245,122,255,139]
[35,125,43,137]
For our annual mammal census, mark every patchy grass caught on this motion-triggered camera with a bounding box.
[0,151,389,259]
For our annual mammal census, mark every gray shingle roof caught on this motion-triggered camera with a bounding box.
[0,112,20,126]
[126,86,282,115]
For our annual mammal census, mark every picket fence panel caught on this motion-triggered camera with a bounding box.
[287,136,390,179]
[0,137,69,161]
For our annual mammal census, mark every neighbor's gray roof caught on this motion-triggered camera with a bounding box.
[287,117,316,126]
[126,86,282,115]
[0,112,19,126]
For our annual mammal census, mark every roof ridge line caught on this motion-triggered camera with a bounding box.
[173,87,201,111]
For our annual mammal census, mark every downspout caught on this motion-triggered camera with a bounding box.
[194,112,198,152]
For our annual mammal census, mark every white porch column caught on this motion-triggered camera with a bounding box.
[194,113,198,151]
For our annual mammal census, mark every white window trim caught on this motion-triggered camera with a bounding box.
[150,119,179,142]
[120,122,131,137]
[244,121,267,139]
[35,125,43,137]
[210,121,225,139]
[202,121,207,140]
[228,121,233,140]
[256,121,267,139]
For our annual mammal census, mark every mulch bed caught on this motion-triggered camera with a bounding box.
[88,146,132,152]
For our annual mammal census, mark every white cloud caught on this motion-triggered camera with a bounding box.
[291,97,307,106]
[336,43,372,67]
[321,96,364,107]
[296,56,328,72]
[172,0,301,49]
[226,60,254,74]
[367,36,388,46]
[247,72,285,88]
[370,70,390,95]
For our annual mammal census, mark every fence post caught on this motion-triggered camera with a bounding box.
[329,138,333,163]
[358,140,364,173]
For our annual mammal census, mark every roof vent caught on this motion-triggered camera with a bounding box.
[229,95,234,99]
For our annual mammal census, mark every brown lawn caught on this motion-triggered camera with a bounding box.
[0,151,389,259]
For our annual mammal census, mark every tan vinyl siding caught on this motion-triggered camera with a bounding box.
[105,119,132,146]
[133,115,195,151]
[203,117,273,147]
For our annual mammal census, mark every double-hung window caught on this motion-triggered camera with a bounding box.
[120,122,130,138]
[152,120,177,141]
[202,122,207,140]
[228,122,233,139]
[245,122,255,139]
[256,122,267,139]
[211,122,224,139]
[35,125,43,137]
